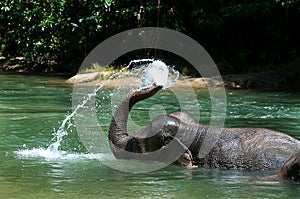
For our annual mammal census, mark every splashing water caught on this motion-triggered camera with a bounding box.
[134,60,179,90]
[140,60,174,89]
[42,59,179,157]
[15,146,107,160]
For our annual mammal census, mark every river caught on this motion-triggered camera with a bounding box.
[0,73,299,198]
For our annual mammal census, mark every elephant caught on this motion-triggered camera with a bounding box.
[108,84,300,181]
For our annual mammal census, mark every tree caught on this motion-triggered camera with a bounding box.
[0,0,299,74]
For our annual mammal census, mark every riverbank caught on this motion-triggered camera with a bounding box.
[1,56,298,90]
[65,71,218,89]
[65,70,292,90]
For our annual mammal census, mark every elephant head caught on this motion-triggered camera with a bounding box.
[108,84,195,167]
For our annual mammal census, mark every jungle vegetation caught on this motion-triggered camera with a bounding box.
[0,0,299,76]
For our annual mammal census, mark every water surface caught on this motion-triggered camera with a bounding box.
[1,73,300,198]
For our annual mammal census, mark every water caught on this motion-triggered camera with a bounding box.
[47,59,179,154]
[139,60,178,89]
[1,72,300,198]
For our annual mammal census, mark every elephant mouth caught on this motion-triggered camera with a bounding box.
[173,151,198,168]
[184,162,198,169]
[178,160,198,168]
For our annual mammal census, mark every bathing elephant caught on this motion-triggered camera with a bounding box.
[108,84,300,181]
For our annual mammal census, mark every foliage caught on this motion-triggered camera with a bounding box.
[0,0,113,72]
[0,0,299,74]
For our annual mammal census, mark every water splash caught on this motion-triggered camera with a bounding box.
[46,59,179,154]
[139,60,179,89]
[15,147,107,160]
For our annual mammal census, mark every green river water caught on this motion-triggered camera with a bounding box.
[0,73,300,198]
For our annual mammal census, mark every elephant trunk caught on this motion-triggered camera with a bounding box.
[108,84,163,154]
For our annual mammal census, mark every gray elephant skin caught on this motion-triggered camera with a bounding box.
[108,84,300,181]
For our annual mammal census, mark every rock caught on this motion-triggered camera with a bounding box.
[223,71,287,89]
[66,72,101,84]
[174,77,224,89]
[66,72,141,88]
[66,71,288,90]
[0,57,26,72]
[67,73,226,89]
